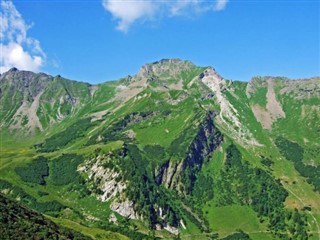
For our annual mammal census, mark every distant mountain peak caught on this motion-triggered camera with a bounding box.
[136,58,195,79]
[200,67,224,81]
[8,67,19,72]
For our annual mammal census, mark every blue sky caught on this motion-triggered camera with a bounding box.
[1,0,319,84]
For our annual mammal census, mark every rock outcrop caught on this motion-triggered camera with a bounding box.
[78,155,126,202]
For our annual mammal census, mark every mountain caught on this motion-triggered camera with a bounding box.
[0,59,319,240]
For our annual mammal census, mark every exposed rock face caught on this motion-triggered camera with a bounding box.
[110,200,140,220]
[108,213,118,224]
[246,76,267,98]
[156,160,183,188]
[164,224,179,235]
[78,155,126,202]
[200,67,259,146]
[111,59,196,111]
[157,111,223,194]
[78,154,140,220]
[247,76,320,100]
[10,91,44,133]
[246,76,318,130]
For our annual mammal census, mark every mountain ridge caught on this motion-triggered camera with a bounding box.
[0,59,320,240]
[1,59,318,136]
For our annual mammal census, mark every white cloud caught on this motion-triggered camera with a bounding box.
[103,0,156,32]
[214,0,229,11]
[102,0,229,32]
[0,0,45,73]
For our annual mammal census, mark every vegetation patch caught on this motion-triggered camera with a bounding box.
[50,154,84,186]
[36,118,95,152]
[192,174,214,204]
[215,144,309,239]
[0,179,65,214]
[221,231,251,240]
[276,137,320,191]
[86,112,158,145]
[15,156,49,185]
[143,144,166,163]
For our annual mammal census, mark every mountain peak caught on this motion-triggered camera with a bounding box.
[8,67,19,72]
[136,58,195,79]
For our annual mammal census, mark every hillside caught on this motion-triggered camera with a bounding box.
[0,193,91,240]
[0,59,319,240]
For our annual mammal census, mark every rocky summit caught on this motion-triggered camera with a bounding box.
[0,59,319,240]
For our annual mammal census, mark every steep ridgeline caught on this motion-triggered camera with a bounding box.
[0,59,319,240]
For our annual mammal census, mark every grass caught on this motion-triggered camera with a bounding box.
[249,85,268,108]
[203,205,272,240]
[51,217,129,240]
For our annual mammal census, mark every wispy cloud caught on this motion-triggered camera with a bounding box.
[102,0,229,32]
[214,0,229,11]
[0,0,46,73]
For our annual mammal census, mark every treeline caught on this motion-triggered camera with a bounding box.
[0,193,90,240]
[276,137,320,192]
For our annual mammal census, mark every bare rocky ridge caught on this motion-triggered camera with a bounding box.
[199,67,260,145]
[280,77,320,99]
[135,58,195,80]
[0,69,53,132]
